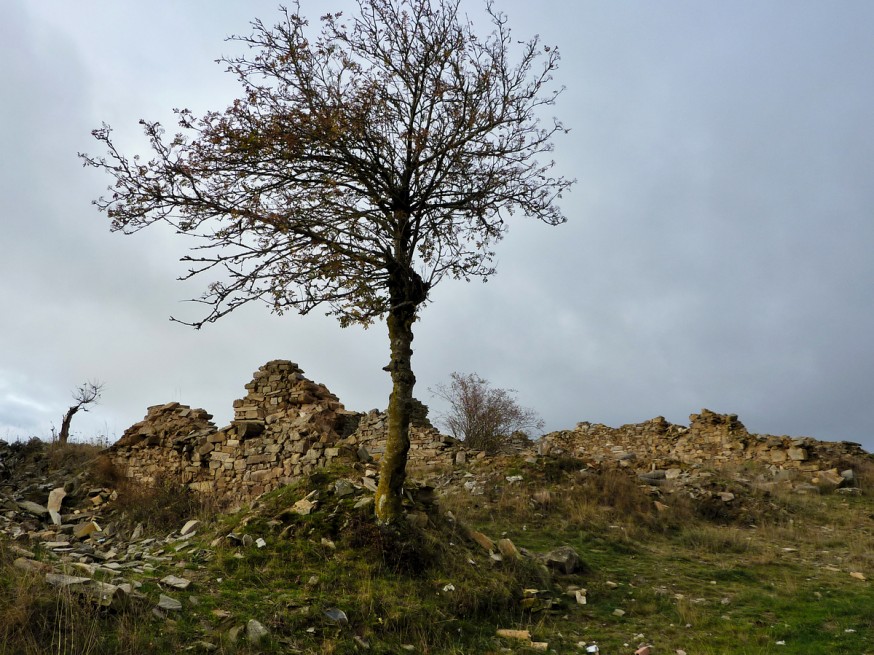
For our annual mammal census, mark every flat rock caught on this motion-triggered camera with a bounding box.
[88,581,124,608]
[497,538,522,559]
[47,487,67,512]
[468,530,495,553]
[17,501,48,517]
[334,479,356,497]
[543,546,584,575]
[73,521,101,539]
[158,594,183,611]
[180,519,200,535]
[161,575,192,589]
[46,573,91,587]
[292,498,317,515]
[247,619,269,643]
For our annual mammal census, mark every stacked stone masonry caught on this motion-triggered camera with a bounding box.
[538,409,868,473]
[108,361,463,502]
[108,361,870,502]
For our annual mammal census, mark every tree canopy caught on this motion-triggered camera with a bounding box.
[82,0,572,523]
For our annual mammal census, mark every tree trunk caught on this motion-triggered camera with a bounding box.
[375,300,417,524]
[58,406,79,445]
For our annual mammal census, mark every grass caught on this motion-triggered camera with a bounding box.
[438,458,874,654]
[2,443,874,653]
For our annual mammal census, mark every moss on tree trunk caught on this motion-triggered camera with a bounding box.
[375,301,417,524]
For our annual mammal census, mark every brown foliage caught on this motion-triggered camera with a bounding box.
[431,372,544,453]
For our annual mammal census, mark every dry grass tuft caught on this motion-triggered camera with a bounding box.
[110,475,224,536]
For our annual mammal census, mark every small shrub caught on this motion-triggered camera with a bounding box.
[112,475,219,535]
[89,454,123,487]
[541,456,585,482]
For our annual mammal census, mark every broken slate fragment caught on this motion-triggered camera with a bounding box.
[247,619,269,644]
[158,594,183,611]
[180,519,201,535]
[334,479,356,497]
[468,530,496,553]
[46,573,91,587]
[497,538,522,560]
[543,546,583,574]
[324,607,349,625]
[292,498,317,515]
[160,575,192,590]
[73,521,101,539]
[47,487,67,512]
[17,501,48,517]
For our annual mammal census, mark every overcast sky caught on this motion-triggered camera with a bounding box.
[2,1,872,451]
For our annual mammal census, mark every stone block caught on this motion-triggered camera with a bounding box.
[787,447,807,461]
[235,420,265,438]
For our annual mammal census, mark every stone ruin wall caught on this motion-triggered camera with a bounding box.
[539,409,868,474]
[107,360,463,502]
[107,360,870,502]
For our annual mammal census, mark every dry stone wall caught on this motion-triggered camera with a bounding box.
[108,362,870,503]
[539,409,868,474]
[108,361,462,502]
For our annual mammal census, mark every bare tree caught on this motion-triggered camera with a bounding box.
[431,372,543,453]
[81,0,572,523]
[58,381,104,445]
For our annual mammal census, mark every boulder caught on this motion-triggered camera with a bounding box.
[543,546,584,575]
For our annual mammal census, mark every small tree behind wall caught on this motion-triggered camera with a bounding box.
[431,372,544,454]
[58,381,104,445]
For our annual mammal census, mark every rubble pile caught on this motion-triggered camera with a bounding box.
[344,401,461,475]
[539,409,867,481]
[102,360,870,502]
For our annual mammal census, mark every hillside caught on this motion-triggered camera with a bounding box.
[1,425,873,654]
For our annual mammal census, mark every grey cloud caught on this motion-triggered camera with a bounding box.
[1,0,872,450]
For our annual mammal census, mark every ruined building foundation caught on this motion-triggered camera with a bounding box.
[108,360,869,502]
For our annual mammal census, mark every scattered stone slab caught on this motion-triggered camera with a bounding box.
[47,487,67,512]
[324,607,349,625]
[334,479,356,497]
[180,519,201,535]
[292,498,317,515]
[497,538,521,560]
[46,573,91,587]
[543,546,583,574]
[17,500,48,517]
[468,530,495,553]
[247,619,269,644]
[73,521,101,539]
[89,581,125,608]
[43,541,70,549]
[161,575,192,590]
[158,594,183,611]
